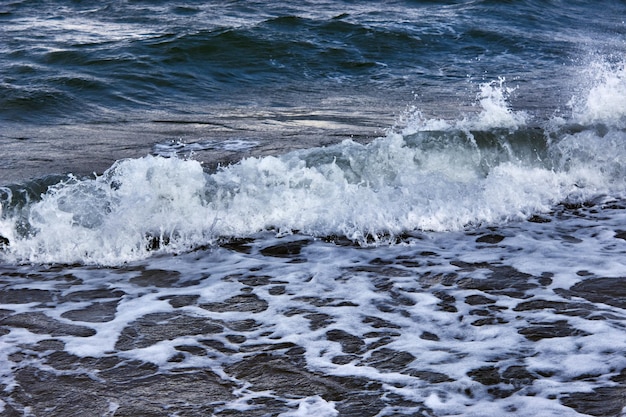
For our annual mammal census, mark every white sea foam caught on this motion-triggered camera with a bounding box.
[152,138,259,158]
[278,396,338,417]
[1,156,211,264]
[1,199,626,416]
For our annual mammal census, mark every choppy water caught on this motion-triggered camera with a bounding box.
[2,1,626,416]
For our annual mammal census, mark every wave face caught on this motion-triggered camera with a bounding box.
[2,64,626,265]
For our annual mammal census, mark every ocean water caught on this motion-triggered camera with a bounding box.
[2,1,626,416]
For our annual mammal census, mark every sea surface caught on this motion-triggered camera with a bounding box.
[2,1,626,416]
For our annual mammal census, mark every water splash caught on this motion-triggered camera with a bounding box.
[1,75,625,265]
[569,59,626,127]
[399,77,528,136]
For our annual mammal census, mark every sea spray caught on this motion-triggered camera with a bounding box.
[568,59,626,127]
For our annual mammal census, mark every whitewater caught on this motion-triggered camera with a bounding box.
[2,64,626,265]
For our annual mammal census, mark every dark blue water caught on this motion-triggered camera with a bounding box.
[2,2,626,416]
[1,0,622,125]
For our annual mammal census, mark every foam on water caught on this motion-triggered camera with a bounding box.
[3,198,624,415]
[278,396,338,417]
[152,138,259,159]
[1,69,626,265]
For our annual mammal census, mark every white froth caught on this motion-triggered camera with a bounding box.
[153,138,259,158]
[2,203,626,416]
[2,156,210,264]
[278,396,338,417]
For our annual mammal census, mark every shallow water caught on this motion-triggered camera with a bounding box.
[2,200,626,416]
